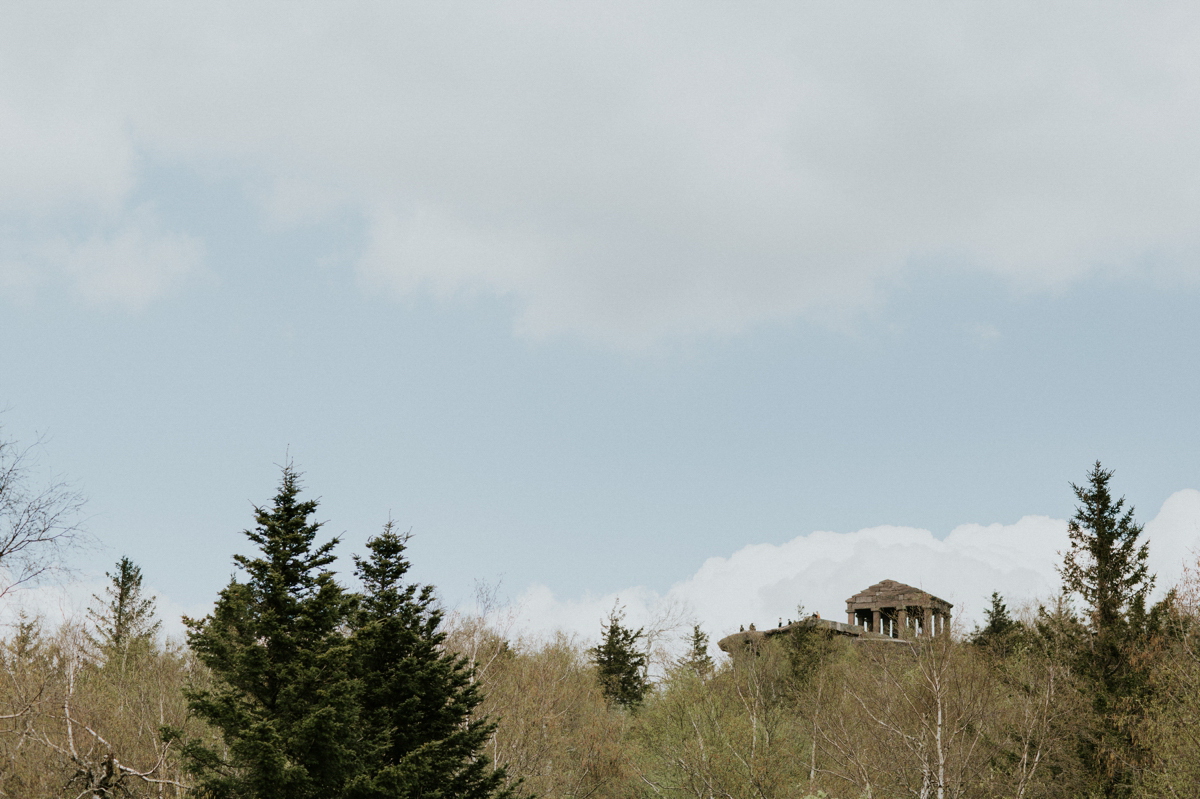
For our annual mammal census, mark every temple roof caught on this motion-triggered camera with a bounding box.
[845,579,952,612]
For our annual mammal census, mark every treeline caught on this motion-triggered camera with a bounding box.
[2,453,1200,797]
[445,463,1200,798]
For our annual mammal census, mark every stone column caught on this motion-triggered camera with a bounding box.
[872,609,881,634]
[897,608,908,638]
[921,606,930,637]
[848,611,855,627]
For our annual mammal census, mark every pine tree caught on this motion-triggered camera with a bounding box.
[345,522,512,799]
[676,624,714,679]
[183,466,360,799]
[1057,462,1156,798]
[87,556,161,659]
[590,604,648,709]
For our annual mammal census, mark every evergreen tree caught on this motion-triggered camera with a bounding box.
[971,591,1018,648]
[1057,462,1156,798]
[676,624,714,679]
[590,604,648,709]
[1060,463,1153,642]
[87,556,161,658]
[345,522,512,799]
[184,466,359,799]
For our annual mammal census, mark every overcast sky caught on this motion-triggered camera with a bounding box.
[4,2,1200,648]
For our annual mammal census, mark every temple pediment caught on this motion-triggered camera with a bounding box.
[846,579,952,638]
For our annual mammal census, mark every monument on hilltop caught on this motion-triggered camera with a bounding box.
[717,579,953,654]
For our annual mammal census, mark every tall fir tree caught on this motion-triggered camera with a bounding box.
[1058,462,1156,798]
[184,466,360,799]
[590,604,648,709]
[1060,463,1153,641]
[345,522,512,799]
[87,556,161,659]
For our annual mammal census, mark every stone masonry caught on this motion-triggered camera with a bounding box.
[845,579,952,638]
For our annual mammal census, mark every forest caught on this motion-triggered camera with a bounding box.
[2,431,1199,798]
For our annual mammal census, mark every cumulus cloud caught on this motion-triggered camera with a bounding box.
[504,489,1200,655]
[3,3,1200,340]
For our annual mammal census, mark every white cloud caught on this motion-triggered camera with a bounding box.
[52,222,204,311]
[505,489,1200,655]
[3,3,1200,340]
[0,212,204,310]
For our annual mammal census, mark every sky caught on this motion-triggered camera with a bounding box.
[3,2,1200,651]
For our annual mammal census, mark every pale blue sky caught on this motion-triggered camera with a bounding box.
[3,3,1200,634]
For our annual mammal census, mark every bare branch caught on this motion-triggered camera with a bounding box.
[0,431,87,598]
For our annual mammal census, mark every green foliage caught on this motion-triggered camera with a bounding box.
[1057,463,1158,798]
[982,591,1016,637]
[346,522,512,799]
[590,604,648,709]
[183,466,362,798]
[783,621,844,688]
[1060,462,1154,641]
[971,591,1022,652]
[24,457,1200,798]
[88,555,162,661]
[183,467,511,799]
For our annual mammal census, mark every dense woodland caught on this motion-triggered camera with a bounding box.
[3,431,1200,797]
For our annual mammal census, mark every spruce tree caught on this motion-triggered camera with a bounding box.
[1057,462,1155,798]
[1060,463,1153,642]
[345,522,512,799]
[590,604,648,709]
[184,467,359,799]
[88,556,161,659]
[184,467,514,799]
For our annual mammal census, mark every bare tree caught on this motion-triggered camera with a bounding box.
[0,431,86,598]
[1,618,196,797]
[818,635,994,799]
[1140,558,1200,796]
[635,638,808,799]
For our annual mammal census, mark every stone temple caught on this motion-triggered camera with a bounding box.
[717,579,952,653]
[845,579,952,638]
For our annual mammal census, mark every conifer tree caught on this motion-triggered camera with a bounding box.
[184,466,359,799]
[590,604,648,709]
[345,522,512,799]
[184,468,515,799]
[676,624,714,679]
[971,591,1018,648]
[1060,463,1153,643]
[87,556,160,658]
[1057,462,1156,798]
